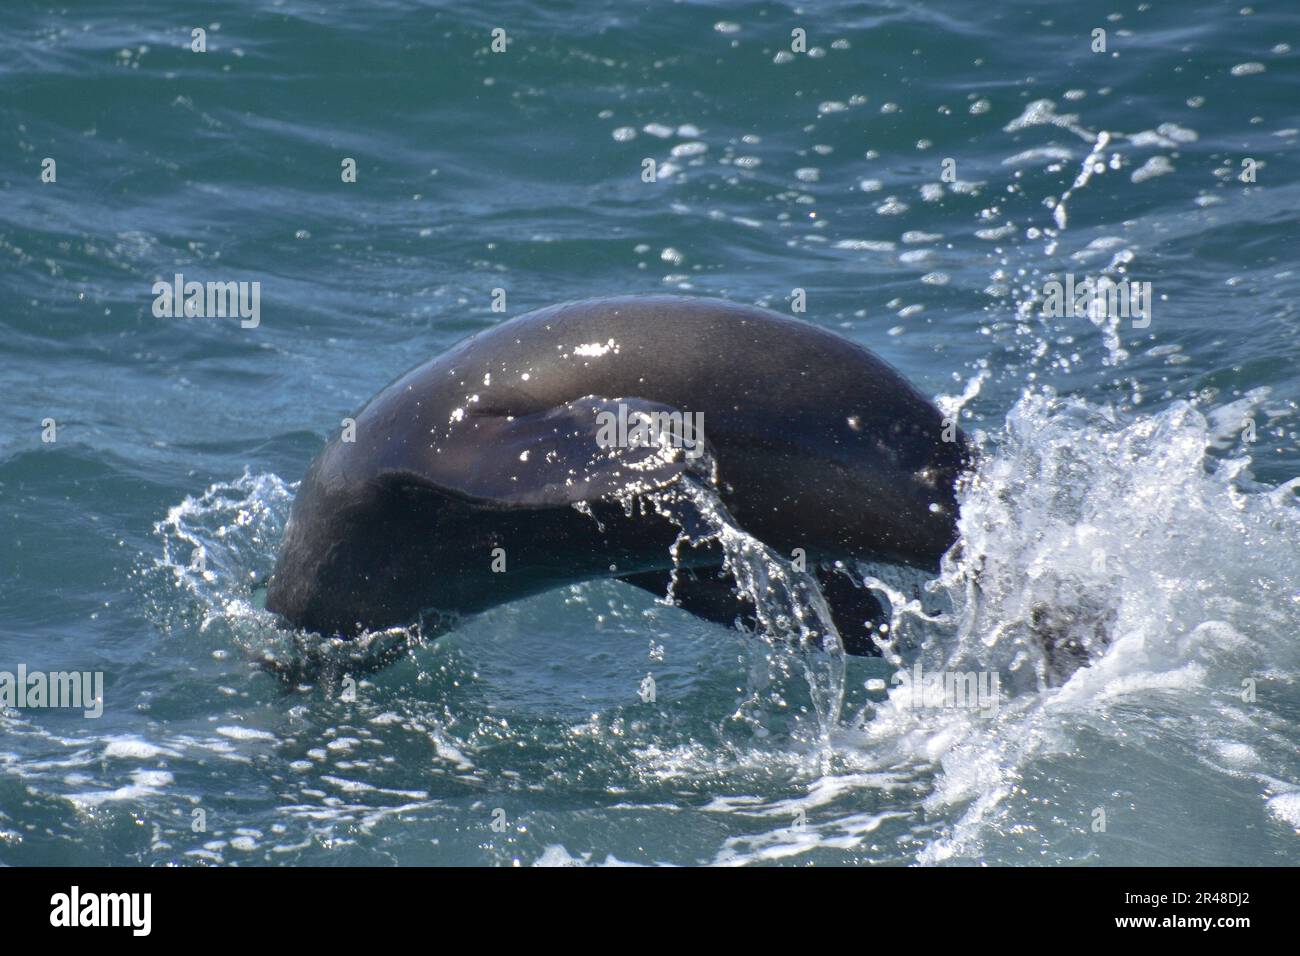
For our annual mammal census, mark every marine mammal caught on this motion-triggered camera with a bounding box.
[265,295,970,658]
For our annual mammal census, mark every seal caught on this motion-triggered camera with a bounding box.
[265,295,970,657]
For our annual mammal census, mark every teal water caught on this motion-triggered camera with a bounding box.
[2,0,1299,865]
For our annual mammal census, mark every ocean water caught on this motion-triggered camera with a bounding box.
[2,0,1298,866]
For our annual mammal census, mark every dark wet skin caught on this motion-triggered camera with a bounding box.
[265,295,972,655]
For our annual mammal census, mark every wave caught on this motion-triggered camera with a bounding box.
[141,383,1300,863]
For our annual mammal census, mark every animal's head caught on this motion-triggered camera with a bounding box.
[263,442,464,638]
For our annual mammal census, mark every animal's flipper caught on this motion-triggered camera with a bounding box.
[619,562,885,656]
[378,395,711,510]
[813,565,888,655]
